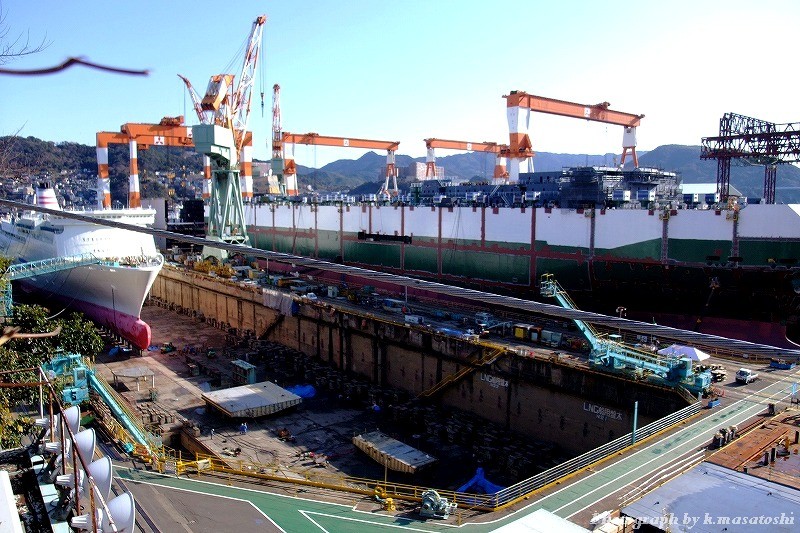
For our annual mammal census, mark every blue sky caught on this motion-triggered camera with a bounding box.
[2,0,799,168]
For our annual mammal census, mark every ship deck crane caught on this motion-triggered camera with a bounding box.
[281,132,401,196]
[185,14,267,259]
[504,91,644,182]
[423,138,508,183]
[540,274,711,395]
[96,116,194,209]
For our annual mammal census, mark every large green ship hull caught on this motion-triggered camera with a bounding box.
[240,202,800,342]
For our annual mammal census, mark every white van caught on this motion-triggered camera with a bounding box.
[404,315,425,326]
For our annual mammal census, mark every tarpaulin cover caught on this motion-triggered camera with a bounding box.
[262,288,295,315]
[457,467,505,494]
[286,384,316,398]
[656,344,710,361]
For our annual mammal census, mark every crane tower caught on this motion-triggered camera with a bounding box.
[187,14,266,259]
[269,83,286,195]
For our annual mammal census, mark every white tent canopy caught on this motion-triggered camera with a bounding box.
[657,344,710,361]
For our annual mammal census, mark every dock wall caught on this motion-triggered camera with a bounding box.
[151,267,689,455]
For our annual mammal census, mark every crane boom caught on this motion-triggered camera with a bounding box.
[505,92,643,127]
[503,90,645,181]
[230,14,267,148]
[281,132,401,196]
[423,138,508,181]
[282,132,399,151]
[424,138,502,152]
[177,74,207,124]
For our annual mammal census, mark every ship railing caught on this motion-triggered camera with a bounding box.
[3,252,101,280]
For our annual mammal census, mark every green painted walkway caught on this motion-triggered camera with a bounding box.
[117,371,800,532]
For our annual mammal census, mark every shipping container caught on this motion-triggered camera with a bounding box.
[540,329,563,347]
[513,323,538,340]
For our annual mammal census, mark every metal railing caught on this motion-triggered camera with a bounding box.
[170,400,701,512]
[486,400,703,510]
[3,253,100,280]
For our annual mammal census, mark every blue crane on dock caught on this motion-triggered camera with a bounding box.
[540,274,712,396]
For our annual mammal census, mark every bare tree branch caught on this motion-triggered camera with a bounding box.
[0,3,50,64]
[0,56,149,76]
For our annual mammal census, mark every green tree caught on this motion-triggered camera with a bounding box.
[0,303,103,448]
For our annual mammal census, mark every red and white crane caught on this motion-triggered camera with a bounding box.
[504,91,644,182]
[179,14,266,202]
[424,138,508,183]
[96,116,194,208]
[281,132,401,196]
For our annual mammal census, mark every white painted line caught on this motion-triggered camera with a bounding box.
[118,469,285,531]
[561,380,795,518]
[118,466,353,509]
[299,510,330,532]
[300,509,455,532]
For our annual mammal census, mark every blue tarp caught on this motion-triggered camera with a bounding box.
[286,384,316,398]
[457,467,505,494]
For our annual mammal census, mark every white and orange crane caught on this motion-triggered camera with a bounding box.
[180,14,267,256]
[269,83,284,195]
[178,15,265,204]
[96,116,194,208]
[504,91,644,182]
[424,138,508,183]
[281,132,401,196]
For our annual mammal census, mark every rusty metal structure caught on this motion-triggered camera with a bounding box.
[701,113,800,204]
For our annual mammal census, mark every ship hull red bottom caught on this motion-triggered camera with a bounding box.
[67,299,151,350]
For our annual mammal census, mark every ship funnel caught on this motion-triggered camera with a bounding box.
[35,182,61,211]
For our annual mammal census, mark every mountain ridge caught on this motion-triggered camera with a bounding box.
[3,136,799,203]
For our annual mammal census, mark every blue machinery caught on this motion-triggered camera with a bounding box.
[41,352,156,456]
[4,254,158,457]
[540,274,711,395]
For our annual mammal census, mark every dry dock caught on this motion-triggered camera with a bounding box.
[90,264,697,492]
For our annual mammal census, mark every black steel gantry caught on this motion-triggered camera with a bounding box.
[701,113,800,203]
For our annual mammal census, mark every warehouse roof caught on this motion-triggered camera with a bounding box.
[621,462,800,532]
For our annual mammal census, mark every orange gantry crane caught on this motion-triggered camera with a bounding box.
[503,91,644,182]
[424,138,508,183]
[281,132,401,196]
[96,116,193,208]
[96,117,254,207]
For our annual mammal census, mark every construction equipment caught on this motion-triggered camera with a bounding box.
[419,489,457,520]
[281,132,401,197]
[96,116,194,208]
[700,112,800,203]
[424,138,508,183]
[269,83,285,195]
[183,14,267,259]
[160,342,176,354]
[503,91,644,181]
[540,274,711,396]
